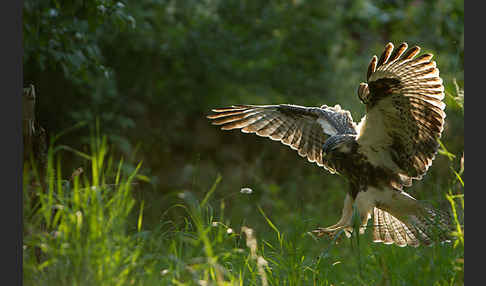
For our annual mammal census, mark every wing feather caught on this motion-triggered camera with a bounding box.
[357,42,446,182]
[208,104,357,172]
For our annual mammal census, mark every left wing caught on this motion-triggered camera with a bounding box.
[207,104,357,173]
[356,42,446,183]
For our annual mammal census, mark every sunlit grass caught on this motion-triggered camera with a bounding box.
[24,152,464,285]
[24,86,464,285]
[24,138,464,285]
[23,126,145,286]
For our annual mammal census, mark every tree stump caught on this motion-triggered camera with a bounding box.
[23,84,47,169]
[23,84,47,264]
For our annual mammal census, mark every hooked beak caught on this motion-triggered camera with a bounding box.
[322,134,356,155]
[322,136,339,155]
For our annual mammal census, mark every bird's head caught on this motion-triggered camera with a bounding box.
[322,134,357,157]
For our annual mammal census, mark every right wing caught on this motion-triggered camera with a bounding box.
[207,104,357,173]
[356,42,446,182]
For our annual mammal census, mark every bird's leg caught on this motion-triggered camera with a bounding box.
[353,188,377,235]
[313,189,379,241]
[312,194,354,239]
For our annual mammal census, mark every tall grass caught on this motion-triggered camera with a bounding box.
[23,127,145,286]
[24,158,464,286]
[24,83,463,285]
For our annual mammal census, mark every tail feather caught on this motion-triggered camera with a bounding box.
[384,210,406,246]
[380,209,394,244]
[408,202,453,245]
[372,205,451,247]
[373,208,419,247]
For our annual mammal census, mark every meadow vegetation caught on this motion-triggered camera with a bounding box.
[23,96,464,285]
[23,0,463,285]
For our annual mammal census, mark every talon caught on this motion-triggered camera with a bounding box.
[311,227,329,237]
[312,226,349,242]
[343,228,353,238]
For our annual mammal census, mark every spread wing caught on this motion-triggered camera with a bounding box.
[207,104,357,173]
[356,42,446,184]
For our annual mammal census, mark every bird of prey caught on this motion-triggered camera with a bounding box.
[207,42,451,247]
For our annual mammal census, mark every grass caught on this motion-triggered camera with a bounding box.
[23,95,464,285]
[23,142,464,285]
[23,128,145,286]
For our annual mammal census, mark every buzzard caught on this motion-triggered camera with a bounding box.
[207,42,451,247]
